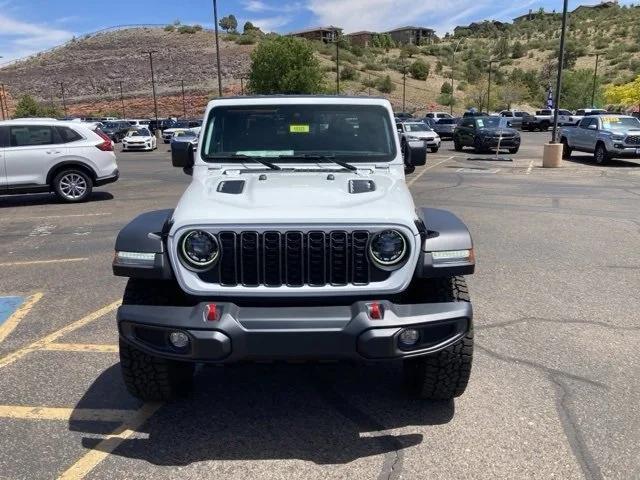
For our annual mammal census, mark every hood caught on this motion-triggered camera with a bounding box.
[405,131,437,139]
[479,127,518,136]
[125,135,152,141]
[171,168,418,230]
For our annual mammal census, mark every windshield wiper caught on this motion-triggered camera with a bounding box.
[207,154,281,170]
[276,154,357,171]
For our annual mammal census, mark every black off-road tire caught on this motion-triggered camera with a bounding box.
[561,138,572,159]
[508,147,519,154]
[453,139,463,151]
[594,142,610,165]
[430,146,439,153]
[119,279,195,401]
[403,276,473,400]
[540,121,550,131]
[474,138,485,154]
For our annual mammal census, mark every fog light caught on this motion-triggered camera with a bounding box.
[398,328,420,347]
[168,331,190,349]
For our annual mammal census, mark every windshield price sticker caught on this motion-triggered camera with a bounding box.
[289,124,310,133]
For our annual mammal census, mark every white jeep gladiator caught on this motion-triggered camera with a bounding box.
[112,96,475,401]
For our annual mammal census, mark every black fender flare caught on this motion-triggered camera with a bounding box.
[414,208,475,278]
[113,209,174,279]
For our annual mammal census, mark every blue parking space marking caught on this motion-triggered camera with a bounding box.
[0,297,25,326]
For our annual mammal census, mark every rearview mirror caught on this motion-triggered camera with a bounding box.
[171,141,194,174]
[405,140,427,167]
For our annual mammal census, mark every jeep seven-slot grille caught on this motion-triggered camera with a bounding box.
[199,230,383,287]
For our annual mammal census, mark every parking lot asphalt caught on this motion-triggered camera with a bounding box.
[0,131,639,480]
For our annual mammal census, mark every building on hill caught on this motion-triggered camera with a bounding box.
[513,9,559,22]
[346,31,375,47]
[385,26,436,45]
[573,1,618,14]
[287,26,342,43]
[454,20,508,36]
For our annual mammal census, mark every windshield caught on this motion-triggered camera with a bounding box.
[174,121,190,128]
[129,129,150,137]
[403,122,430,132]
[600,116,640,129]
[202,104,396,162]
[103,122,118,129]
[475,117,509,129]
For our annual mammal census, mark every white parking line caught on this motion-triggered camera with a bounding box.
[407,156,454,187]
[526,160,534,174]
[0,258,88,267]
[0,213,111,222]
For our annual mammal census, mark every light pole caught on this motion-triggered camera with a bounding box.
[551,0,569,144]
[142,50,160,130]
[450,38,464,115]
[212,0,223,96]
[591,53,600,108]
[334,33,340,94]
[119,80,125,118]
[181,79,187,118]
[402,66,407,113]
[59,82,67,117]
[0,84,7,119]
[0,56,4,120]
[485,59,499,114]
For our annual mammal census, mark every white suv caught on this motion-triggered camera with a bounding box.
[0,119,119,202]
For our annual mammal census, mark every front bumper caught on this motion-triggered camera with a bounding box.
[610,144,640,158]
[481,137,520,148]
[118,300,472,363]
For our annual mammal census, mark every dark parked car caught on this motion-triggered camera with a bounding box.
[101,121,133,143]
[431,118,459,139]
[453,116,521,154]
[463,111,488,118]
[148,119,178,134]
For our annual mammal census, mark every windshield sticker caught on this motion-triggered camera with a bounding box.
[476,119,484,128]
[289,124,310,133]
[236,150,294,157]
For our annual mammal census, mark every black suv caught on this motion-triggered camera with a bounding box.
[101,121,132,143]
[453,116,521,154]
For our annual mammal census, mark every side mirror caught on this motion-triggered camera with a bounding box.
[405,140,427,167]
[588,124,598,130]
[172,141,194,174]
[506,121,513,127]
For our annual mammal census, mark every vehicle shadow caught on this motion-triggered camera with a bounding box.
[0,191,114,208]
[70,362,454,465]
[564,155,640,168]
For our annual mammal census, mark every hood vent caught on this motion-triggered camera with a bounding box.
[349,179,376,194]
[217,180,245,194]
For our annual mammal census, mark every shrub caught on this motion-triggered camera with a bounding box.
[340,64,359,81]
[164,25,175,32]
[363,61,384,71]
[350,45,364,57]
[441,81,453,94]
[409,59,430,80]
[511,41,526,59]
[376,75,395,93]
[178,25,198,34]
[236,34,257,45]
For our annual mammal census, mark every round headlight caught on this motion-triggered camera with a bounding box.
[179,230,219,270]
[369,230,408,267]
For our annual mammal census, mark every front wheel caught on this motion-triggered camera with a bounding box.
[474,138,484,154]
[53,169,93,203]
[561,139,572,159]
[430,146,439,153]
[453,139,463,151]
[403,276,473,400]
[594,143,610,165]
[508,147,519,154]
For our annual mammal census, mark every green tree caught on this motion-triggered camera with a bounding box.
[248,36,325,94]
[401,44,420,58]
[219,14,238,33]
[437,93,456,107]
[243,21,256,33]
[14,95,42,117]
[441,82,453,94]
[561,69,603,109]
[409,59,430,80]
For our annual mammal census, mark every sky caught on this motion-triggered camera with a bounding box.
[0,0,629,63]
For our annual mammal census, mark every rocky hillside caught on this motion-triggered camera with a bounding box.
[0,27,252,117]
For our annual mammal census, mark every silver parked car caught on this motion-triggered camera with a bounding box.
[431,118,459,139]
